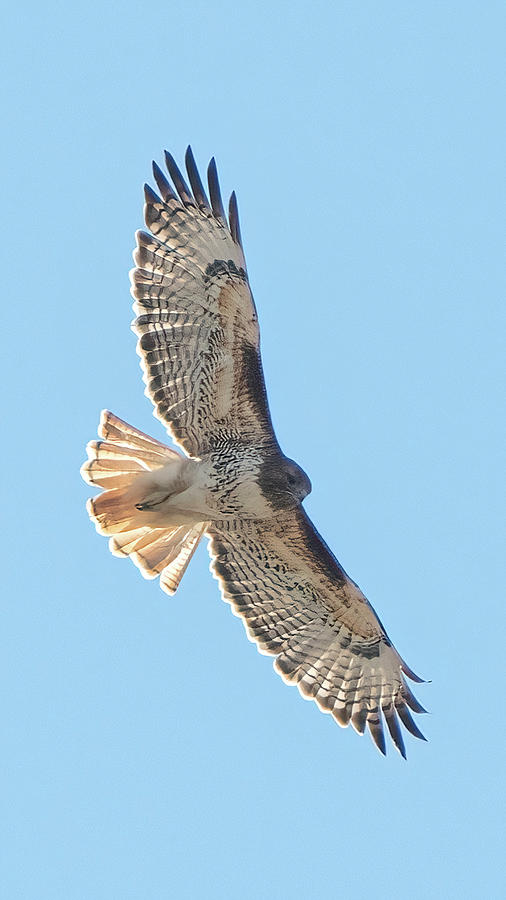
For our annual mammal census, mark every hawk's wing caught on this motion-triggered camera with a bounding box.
[208,509,426,757]
[131,148,277,457]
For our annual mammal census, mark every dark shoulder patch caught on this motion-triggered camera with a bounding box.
[295,509,349,589]
[240,343,274,430]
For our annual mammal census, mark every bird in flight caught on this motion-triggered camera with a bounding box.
[82,147,427,758]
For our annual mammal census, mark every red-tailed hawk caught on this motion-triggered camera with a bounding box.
[82,148,427,757]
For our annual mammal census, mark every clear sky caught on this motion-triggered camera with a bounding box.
[2,2,504,898]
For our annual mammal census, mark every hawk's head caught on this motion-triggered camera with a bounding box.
[259,455,312,509]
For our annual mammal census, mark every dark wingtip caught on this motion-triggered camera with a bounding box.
[164,150,194,205]
[228,190,243,248]
[403,683,428,715]
[351,707,367,735]
[396,703,428,742]
[185,145,211,211]
[368,715,387,756]
[143,183,161,205]
[152,160,176,202]
[163,150,178,172]
[383,706,407,759]
[207,157,226,222]
[401,661,427,684]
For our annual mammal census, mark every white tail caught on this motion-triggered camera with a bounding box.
[81,411,207,594]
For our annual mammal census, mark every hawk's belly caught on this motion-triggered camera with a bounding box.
[185,454,272,521]
[135,452,273,527]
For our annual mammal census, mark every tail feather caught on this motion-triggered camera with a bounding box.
[82,410,207,594]
[87,490,141,534]
[110,526,159,557]
[160,523,207,595]
[84,439,171,472]
[132,527,186,575]
[98,410,179,459]
[111,522,207,594]
[82,457,147,490]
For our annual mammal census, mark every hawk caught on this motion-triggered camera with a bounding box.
[82,148,427,757]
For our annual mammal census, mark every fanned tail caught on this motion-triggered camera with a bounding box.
[81,411,207,594]
[111,519,207,595]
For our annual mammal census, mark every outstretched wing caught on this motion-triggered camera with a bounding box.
[131,148,277,458]
[208,509,427,758]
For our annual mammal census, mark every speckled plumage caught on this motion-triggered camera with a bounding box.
[82,148,427,758]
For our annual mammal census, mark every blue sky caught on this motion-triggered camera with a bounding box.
[2,2,504,897]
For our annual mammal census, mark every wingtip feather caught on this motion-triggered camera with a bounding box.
[396,703,428,741]
[383,705,407,759]
[152,160,176,202]
[368,720,387,756]
[144,183,161,205]
[185,145,211,211]
[164,150,193,205]
[207,157,226,222]
[228,190,243,247]
[401,660,426,683]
